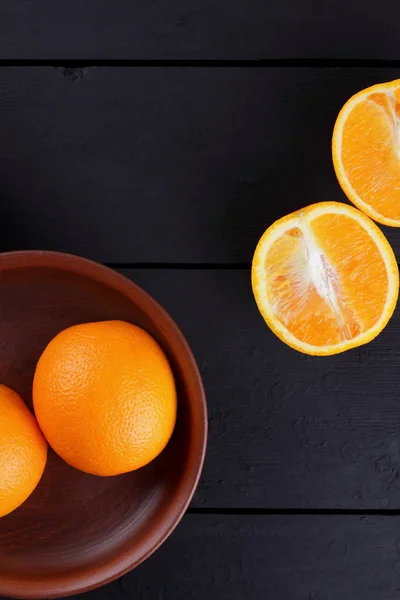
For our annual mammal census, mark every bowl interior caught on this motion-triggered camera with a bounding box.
[0,253,206,598]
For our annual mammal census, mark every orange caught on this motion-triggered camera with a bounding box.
[0,385,47,518]
[333,78,400,226]
[251,202,399,356]
[33,320,177,476]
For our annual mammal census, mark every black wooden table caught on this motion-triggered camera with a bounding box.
[2,3,400,599]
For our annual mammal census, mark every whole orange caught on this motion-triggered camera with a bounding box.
[33,320,177,476]
[0,385,47,518]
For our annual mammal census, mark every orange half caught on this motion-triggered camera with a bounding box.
[333,79,400,226]
[251,202,398,355]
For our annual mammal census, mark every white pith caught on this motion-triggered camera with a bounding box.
[252,203,399,355]
[333,80,400,227]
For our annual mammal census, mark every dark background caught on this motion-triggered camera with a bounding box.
[2,2,400,599]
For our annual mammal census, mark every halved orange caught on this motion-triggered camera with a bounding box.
[333,79,400,226]
[251,202,398,355]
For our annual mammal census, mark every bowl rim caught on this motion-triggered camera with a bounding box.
[0,250,208,599]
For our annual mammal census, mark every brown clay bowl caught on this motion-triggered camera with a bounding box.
[0,251,207,599]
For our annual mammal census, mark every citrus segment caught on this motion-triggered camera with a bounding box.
[333,79,400,226]
[252,202,398,355]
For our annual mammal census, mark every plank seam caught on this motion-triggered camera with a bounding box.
[188,508,400,515]
[104,262,250,270]
[106,262,400,271]
[1,59,400,67]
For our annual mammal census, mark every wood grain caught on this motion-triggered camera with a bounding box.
[1,1,400,59]
[124,269,400,509]
[58,514,400,600]
[0,67,400,263]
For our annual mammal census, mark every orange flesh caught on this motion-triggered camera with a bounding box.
[341,88,400,220]
[265,214,388,346]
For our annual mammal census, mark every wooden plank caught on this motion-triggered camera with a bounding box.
[62,514,400,599]
[1,1,400,60]
[0,67,400,263]
[124,269,400,509]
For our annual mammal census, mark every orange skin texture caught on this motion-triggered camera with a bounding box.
[33,321,177,476]
[0,385,47,518]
